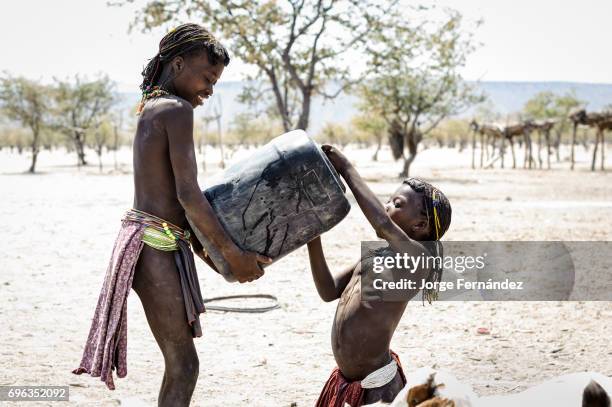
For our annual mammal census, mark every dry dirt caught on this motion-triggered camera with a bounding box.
[1,143,610,406]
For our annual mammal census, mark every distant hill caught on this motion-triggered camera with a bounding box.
[119,81,612,134]
[472,81,612,115]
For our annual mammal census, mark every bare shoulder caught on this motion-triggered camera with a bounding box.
[141,95,193,124]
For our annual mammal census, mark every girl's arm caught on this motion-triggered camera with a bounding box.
[321,144,426,257]
[322,144,409,242]
[189,232,219,272]
[307,236,356,302]
[164,100,271,282]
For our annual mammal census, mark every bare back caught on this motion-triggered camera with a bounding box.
[132,96,191,229]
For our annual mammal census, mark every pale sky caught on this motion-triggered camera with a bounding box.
[1,0,611,92]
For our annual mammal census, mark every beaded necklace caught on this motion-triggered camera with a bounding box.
[137,86,171,114]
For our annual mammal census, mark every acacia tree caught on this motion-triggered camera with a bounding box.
[116,0,387,132]
[351,112,386,160]
[318,121,350,147]
[52,75,116,166]
[360,9,482,177]
[229,112,281,147]
[89,117,115,173]
[0,75,51,173]
[110,110,125,171]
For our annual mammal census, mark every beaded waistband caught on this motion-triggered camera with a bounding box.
[123,208,191,244]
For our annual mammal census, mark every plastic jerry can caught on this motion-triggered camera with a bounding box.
[188,130,351,281]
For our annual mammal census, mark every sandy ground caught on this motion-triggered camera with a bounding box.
[0,143,611,406]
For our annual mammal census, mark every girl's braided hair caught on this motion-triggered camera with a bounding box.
[403,177,452,303]
[140,23,230,94]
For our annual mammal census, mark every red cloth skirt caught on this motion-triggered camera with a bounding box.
[315,351,406,407]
